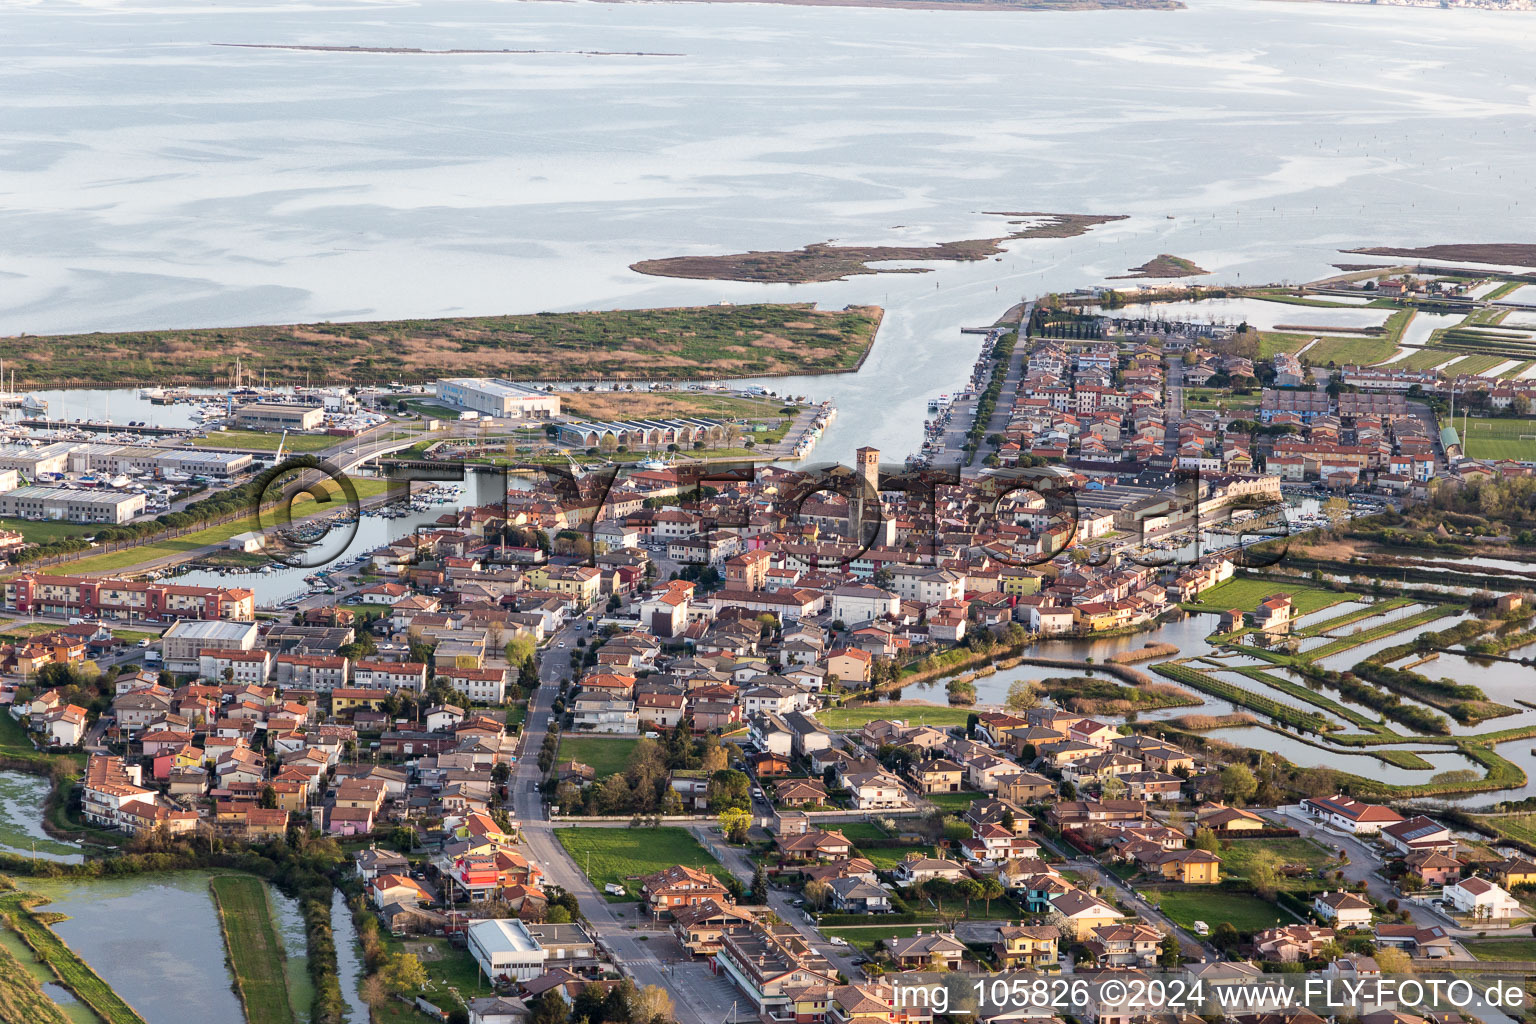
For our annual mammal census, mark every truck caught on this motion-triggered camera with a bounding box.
[1193,921,1210,936]
[604,883,626,897]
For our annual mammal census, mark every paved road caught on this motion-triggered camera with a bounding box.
[1267,807,1503,947]
[511,622,750,1024]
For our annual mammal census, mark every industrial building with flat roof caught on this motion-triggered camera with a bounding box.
[0,442,83,477]
[161,618,260,672]
[435,379,561,420]
[234,403,325,431]
[466,918,545,982]
[0,486,146,524]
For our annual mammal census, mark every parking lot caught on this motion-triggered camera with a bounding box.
[664,962,752,1024]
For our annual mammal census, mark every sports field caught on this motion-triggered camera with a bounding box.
[1461,417,1536,461]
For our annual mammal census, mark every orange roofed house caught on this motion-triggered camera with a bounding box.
[641,864,731,920]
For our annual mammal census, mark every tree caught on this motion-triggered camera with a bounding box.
[631,985,674,1024]
[1191,827,1220,853]
[701,745,730,775]
[546,905,573,924]
[1004,679,1039,712]
[707,769,751,812]
[530,993,569,1024]
[1247,850,1280,900]
[1220,764,1258,805]
[259,784,278,809]
[752,862,769,902]
[1157,934,1182,968]
[1373,946,1413,975]
[1211,921,1239,951]
[380,952,429,995]
[718,807,752,843]
[803,880,832,910]
[979,876,1004,916]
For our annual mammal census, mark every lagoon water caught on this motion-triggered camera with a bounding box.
[3,0,1536,462]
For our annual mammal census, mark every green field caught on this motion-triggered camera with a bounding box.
[1218,837,1335,887]
[555,736,639,779]
[209,876,295,1024]
[920,791,981,813]
[56,477,389,574]
[191,430,339,452]
[1305,334,1400,367]
[0,890,150,1024]
[0,304,882,387]
[0,935,73,1024]
[812,705,972,731]
[1185,577,1357,616]
[0,518,98,546]
[1477,813,1536,847]
[1152,889,1292,935]
[1460,417,1536,462]
[553,827,723,901]
[1465,938,1536,962]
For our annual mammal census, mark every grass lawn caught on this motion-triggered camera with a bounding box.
[208,876,295,1024]
[553,826,723,901]
[1464,938,1536,962]
[0,889,149,1024]
[856,844,939,870]
[1186,577,1357,616]
[821,925,928,953]
[191,429,337,452]
[1460,417,1536,462]
[813,705,973,731]
[0,517,98,545]
[921,791,982,813]
[1152,889,1292,935]
[555,736,638,779]
[1219,837,1335,886]
[372,933,490,1024]
[56,477,389,574]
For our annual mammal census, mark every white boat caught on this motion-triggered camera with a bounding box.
[108,475,130,488]
[20,394,48,414]
[161,470,191,483]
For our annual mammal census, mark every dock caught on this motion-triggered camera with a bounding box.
[19,419,183,436]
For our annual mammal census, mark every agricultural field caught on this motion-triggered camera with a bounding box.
[208,876,295,1024]
[1152,889,1290,935]
[0,937,72,1024]
[1184,577,1358,616]
[1477,813,1536,847]
[553,827,723,901]
[812,705,973,731]
[555,737,639,780]
[1460,417,1536,462]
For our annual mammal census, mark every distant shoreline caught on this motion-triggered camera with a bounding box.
[213,43,685,56]
[532,0,1183,12]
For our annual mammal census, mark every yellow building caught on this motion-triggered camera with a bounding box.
[1156,850,1221,885]
[330,688,390,713]
[545,565,602,608]
[994,924,1060,968]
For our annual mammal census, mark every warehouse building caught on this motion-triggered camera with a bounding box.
[0,486,145,524]
[161,619,260,673]
[233,403,325,431]
[435,379,561,420]
[0,442,82,478]
[466,918,545,983]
